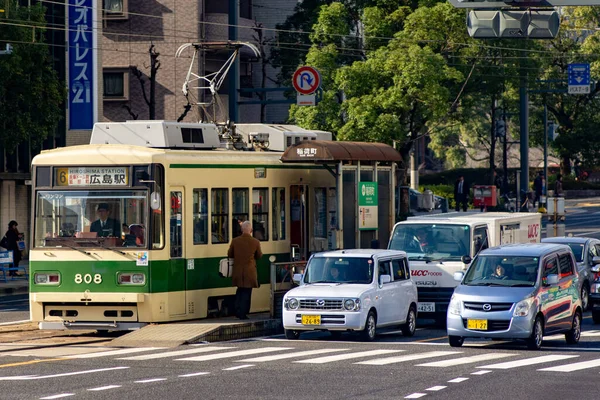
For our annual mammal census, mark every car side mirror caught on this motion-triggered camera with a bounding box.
[379,274,391,285]
[461,255,472,264]
[454,271,465,282]
[292,273,303,284]
[593,256,600,266]
[545,274,559,286]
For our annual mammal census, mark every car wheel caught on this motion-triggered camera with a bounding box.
[527,316,544,350]
[361,311,377,342]
[581,285,589,311]
[401,307,417,337]
[593,310,600,324]
[330,331,343,340]
[284,329,300,340]
[565,311,582,345]
[449,335,464,347]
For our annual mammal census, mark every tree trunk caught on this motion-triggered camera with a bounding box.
[561,155,571,176]
[489,97,496,185]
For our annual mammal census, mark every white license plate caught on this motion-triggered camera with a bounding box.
[417,302,435,313]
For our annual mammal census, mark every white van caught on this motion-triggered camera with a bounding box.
[388,212,542,324]
[282,249,418,341]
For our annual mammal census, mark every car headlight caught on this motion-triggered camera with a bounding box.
[513,297,534,317]
[344,298,361,311]
[448,294,461,315]
[285,297,299,310]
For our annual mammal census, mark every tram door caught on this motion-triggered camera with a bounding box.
[169,189,186,316]
[290,185,309,261]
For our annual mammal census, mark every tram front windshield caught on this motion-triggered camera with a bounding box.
[35,190,148,248]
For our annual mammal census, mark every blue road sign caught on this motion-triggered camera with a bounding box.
[568,63,591,94]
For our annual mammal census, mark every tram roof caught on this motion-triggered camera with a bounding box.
[281,141,402,164]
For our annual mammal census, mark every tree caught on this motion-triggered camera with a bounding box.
[0,1,64,151]
[125,43,160,120]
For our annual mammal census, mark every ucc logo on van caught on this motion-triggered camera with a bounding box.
[411,270,443,277]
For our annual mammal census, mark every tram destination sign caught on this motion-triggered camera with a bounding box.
[55,167,129,187]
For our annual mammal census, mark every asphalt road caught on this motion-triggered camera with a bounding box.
[0,295,29,325]
[1,315,600,400]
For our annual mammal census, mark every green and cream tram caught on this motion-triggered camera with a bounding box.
[30,121,337,330]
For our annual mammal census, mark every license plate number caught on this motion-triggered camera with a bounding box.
[301,315,321,325]
[417,302,435,313]
[467,319,488,330]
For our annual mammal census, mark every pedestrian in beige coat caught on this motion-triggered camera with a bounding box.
[227,220,263,319]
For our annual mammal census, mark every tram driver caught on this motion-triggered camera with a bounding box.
[90,203,121,237]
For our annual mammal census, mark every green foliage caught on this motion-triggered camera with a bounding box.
[0,1,65,151]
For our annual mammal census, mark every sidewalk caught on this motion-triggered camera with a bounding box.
[0,260,29,298]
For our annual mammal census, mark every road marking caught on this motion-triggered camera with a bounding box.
[480,355,579,369]
[39,395,74,399]
[426,386,447,391]
[87,385,121,391]
[414,336,447,343]
[177,347,291,362]
[539,358,600,372]
[356,351,462,366]
[417,353,515,367]
[471,370,492,375]
[545,330,600,340]
[295,350,403,364]
[66,347,164,359]
[448,377,469,383]
[179,372,210,377]
[0,319,30,326]
[0,358,66,369]
[240,348,347,362]
[135,378,167,383]
[117,346,236,360]
[405,394,427,399]
[0,366,129,380]
[223,364,254,371]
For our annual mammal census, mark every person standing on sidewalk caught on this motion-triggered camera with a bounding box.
[454,175,470,212]
[554,174,563,197]
[227,220,263,320]
[2,221,22,276]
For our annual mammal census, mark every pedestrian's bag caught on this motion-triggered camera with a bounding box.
[219,258,234,278]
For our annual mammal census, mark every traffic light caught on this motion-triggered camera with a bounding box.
[467,9,559,38]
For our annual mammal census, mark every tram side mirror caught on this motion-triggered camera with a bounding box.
[150,192,161,210]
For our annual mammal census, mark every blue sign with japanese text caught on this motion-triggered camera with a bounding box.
[568,63,590,86]
[68,0,94,130]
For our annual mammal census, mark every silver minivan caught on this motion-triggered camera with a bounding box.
[447,243,582,350]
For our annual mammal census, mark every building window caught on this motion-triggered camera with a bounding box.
[206,0,228,13]
[103,0,128,19]
[240,0,252,19]
[252,188,268,241]
[103,68,129,101]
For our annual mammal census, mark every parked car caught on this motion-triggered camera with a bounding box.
[448,243,582,350]
[282,249,418,341]
[542,236,600,313]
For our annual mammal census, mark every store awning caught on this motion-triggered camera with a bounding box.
[280,141,402,163]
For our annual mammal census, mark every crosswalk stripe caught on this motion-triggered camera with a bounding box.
[176,347,292,362]
[295,350,403,364]
[417,353,515,367]
[116,346,236,361]
[356,351,462,366]
[538,358,600,372]
[239,348,348,362]
[480,355,579,369]
[545,331,600,340]
[66,347,164,359]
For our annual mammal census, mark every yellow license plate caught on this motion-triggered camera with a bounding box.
[301,315,321,325]
[467,319,488,330]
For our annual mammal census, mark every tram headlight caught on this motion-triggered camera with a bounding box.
[285,297,299,310]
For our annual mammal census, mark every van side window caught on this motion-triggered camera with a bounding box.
[473,226,488,253]
[379,260,392,283]
[403,259,411,278]
[558,254,574,278]
[392,259,406,280]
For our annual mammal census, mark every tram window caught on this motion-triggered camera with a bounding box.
[252,188,268,241]
[232,188,249,238]
[272,187,285,240]
[193,189,208,245]
[170,191,183,258]
[211,188,229,244]
[152,164,165,250]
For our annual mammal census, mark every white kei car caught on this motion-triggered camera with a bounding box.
[282,249,418,341]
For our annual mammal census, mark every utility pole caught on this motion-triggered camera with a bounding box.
[228,0,239,124]
[519,51,529,212]
[502,109,508,196]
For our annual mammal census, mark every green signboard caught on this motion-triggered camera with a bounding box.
[358,182,378,230]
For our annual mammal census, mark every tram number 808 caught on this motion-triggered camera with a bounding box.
[74,273,102,284]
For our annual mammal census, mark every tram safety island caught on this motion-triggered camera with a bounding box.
[282,250,418,341]
[387,212,542,323]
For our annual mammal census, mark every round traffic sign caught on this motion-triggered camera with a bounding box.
[292,66,321,95]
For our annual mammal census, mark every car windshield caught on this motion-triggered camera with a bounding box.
[303,257,374,284]
[389,223,470,262]
[463,255,539,287]
[35,190,148,248]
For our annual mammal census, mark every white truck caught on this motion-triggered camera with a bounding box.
[387,212,542,324]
